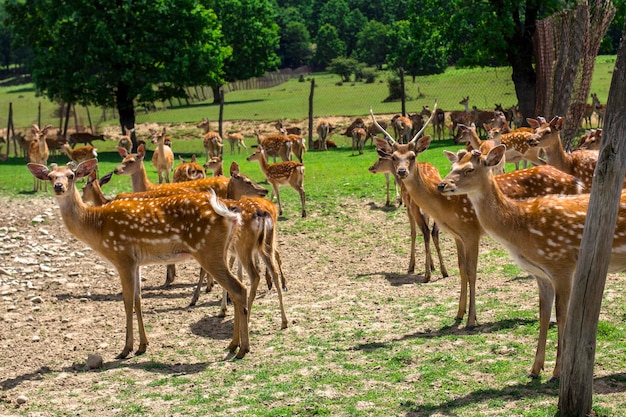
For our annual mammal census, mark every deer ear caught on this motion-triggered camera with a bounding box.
[443,150,459,163]
[27,163,50,180]
[413,135,431,153]
[527,118,539,129]
[117,146,129,157]
[75,159,98,178]
[485,145,506,167]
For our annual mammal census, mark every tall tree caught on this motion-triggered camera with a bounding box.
[279,21,312,69]
[354,20,389,69]
[205,0,280,103]
[6,0,228,149]
[312,24,346,71]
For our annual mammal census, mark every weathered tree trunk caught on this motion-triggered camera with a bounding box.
[211,85,222,105]
[558,20,626,416]
[116,82,137,151]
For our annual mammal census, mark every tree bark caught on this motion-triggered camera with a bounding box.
[116,82,137,152]
[558,20,626,416]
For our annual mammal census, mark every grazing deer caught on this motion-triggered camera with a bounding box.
[368,155,448,281]
[527,116,602,190]
[197,118,223,159]
[391,114,413,144]
[28,124,53,191]
[449,96,473,141]
[225,132,247,154]
[173,155,205,183]
[150,127,175,184]
[437,144,626,379]
[316,118,333,150]
[254,129,292,162]
[247,145,306,218]
[351,127,367,155]
[28,159,251,359]
[61,144,98,165]
[204,153,224,177]
[371,104,585,329]
[68,132,106,148]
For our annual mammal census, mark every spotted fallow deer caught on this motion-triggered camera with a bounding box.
[254,129,293,163]
[204,153,224,177]
[368,154,448,282]
[197,118,223,160]
[438,144,626,379]
[61,144,98,165]
[247,145,306,218]
[527,116,607,190]
[173,155,205,183]
[28,159,251,359]
[370,104,584,329]
[28,124,53,191]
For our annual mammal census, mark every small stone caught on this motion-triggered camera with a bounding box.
[16,395,28,404]
[30,296,43,304]
[32,335,40,342]
[86,354,103,370]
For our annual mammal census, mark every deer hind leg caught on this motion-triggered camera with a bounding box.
[165,264,176,286]
[530,275,555,378]
[431,222,449,277]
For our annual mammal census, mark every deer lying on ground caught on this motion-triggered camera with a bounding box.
[369,155,448,281]
[173,155,205,183]
[437,144,626,379]
[28,159,251,359]
[28,124,53,191]
[371,104,585,329]
[247,145,306,218]
[68,132,106,148]
[150,128,174,184]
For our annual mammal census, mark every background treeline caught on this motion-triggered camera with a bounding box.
[2,0,625,79]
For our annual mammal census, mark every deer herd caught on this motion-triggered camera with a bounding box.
[21,93,622,381]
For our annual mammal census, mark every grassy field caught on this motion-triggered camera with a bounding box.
[0,57,624,416]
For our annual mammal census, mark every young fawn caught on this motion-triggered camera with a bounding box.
[28,159,251,359]
[438,145,626,379]
[247,145,306,218]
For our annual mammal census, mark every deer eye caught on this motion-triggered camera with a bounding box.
[464,168,474,176]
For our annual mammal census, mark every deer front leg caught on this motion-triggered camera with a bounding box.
[454,240,469,323]
[530,276,555,378]
[432,222,449,278]
[117,266,144,358]
[134,266,148,355]
[271,184,283,216]
[164,264,176,286]
[551,280,572,381]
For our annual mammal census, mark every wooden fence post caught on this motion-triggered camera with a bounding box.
[308,78,315,149]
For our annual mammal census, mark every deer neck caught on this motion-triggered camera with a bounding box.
[56,186,99,244]
[131,162,154,192]
[542,134,571,172]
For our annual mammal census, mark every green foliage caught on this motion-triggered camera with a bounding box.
[326,57,360,82]
[312,24,346,72]
[278,21,312,69]
[354,20,390,69]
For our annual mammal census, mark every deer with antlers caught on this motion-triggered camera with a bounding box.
[247,145,306,218]
[28,124,53,191]
[28,159,251,359]
[438,144,626,379]
[371,104,585,329]
[368,155,448,281]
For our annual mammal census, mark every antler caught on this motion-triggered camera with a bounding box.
[409,101,437,144]
[369,107,396,144]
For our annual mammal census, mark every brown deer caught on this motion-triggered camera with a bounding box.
[61,144,98,164]
[316,118,333,150]
[575,128,602,151]
[455,124,504,174]
[274,119,302,135]
[437,144,626,379]
[204,153,224,176]
[420,106,445,141]
[197,118,223,159]
[28,124,53,191]
[391,114,413,144]
[247,145,306,217]
[68,132,106,148]
[351,127,367,155]
[173,155,205,183]
[488,126,544,170]
[28,159,251,359]
[225,132,247,154]
[254,129,292,162]
[371,104,585,329]
[286,133,306,162]
[449,96,473,141]
[368,155,448,281]
[149,127,175,183]
[592,93,606,127]
[527,116,602,190]
[81,169,114,206]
